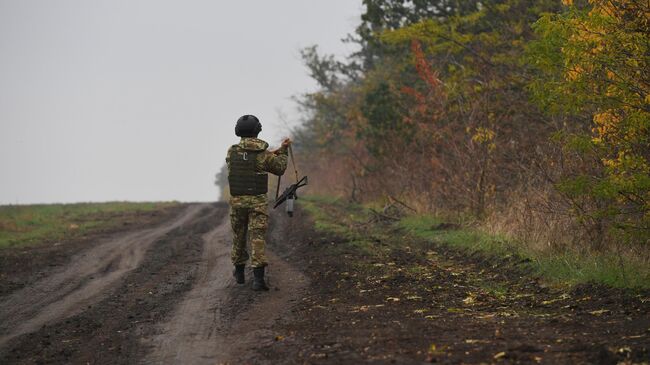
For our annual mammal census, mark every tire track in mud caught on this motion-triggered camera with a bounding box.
[143,210,308,365]
[0,202,308,364]
[0,203,224,365]
[0,204,206,349]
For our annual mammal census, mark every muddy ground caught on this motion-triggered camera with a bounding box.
[0,202,648,364]
[0,204,185,297]
[252,207,650,365]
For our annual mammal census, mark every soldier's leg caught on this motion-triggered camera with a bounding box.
[248,205,269,268]
[230,207,250,266]
[249,205,269,291]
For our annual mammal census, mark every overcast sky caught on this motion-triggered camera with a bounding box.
[0,0,361,204]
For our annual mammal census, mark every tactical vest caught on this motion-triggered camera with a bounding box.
[228,146,268,196]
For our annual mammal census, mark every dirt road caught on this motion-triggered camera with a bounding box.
[0,204,204,348]
[143,210,306,364]
[0,203,306,364]
[0,201,648,364]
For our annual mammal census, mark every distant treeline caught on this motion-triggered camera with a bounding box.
[292,0,649,251]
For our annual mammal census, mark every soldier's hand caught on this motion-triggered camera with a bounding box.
[271,138,292,154]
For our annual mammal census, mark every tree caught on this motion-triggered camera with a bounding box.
[528,0,650,245]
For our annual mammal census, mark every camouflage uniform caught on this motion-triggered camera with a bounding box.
[226,137,287,268]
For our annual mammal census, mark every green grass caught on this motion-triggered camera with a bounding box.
[0,202,178,248]
[399,215,521,257]
[300,196,394,256]
[533,253,650,290]
[400,213,650,290]
[301,195,650,290]
[476,281,509,300]
[300,195,369,239]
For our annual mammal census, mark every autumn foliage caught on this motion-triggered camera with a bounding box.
[529,0,649,246]
[294,0,648,250]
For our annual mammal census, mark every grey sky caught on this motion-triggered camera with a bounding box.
[0,0,361,204]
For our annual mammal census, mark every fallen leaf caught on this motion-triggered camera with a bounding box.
[476,313,496,319]
[465,339,489,344]
[541,294,571,305]
[589,309,610,316]
[622,334,645,339]
[463,294,476,305]
[494,351,506,360]
[426,343,448,361]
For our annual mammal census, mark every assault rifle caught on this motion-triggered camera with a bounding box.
[273,175,307,217]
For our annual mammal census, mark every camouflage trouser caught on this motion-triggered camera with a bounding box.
[230,202,268,268]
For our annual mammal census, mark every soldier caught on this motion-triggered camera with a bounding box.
[226,114,291,291]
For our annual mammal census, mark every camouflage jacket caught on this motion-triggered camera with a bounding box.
[226,137,288,207]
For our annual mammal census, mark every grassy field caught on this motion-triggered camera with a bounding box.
[0,202,179,248]
[300,195,650,290]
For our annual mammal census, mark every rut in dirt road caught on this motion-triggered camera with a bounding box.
[0,204,205,348]
[143,210,308,365]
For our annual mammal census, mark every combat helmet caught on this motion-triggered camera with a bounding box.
[235,115,262,137]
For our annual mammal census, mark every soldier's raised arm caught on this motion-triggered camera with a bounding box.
[260,148,287,176]
[261,138,291,176]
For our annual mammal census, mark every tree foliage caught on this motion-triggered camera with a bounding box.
[528,0,650,244]
[294,0,648,247]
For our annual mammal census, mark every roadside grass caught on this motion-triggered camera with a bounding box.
[300,196,391,257]
[476,281,509,300]
[301,195,650,290]
[399,215,518,257]
[400,214,650,289]
[300,195,368,239]
[0,202,179,248]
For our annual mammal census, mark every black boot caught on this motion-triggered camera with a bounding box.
[233,264,245,284]
[252,267,269,291]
